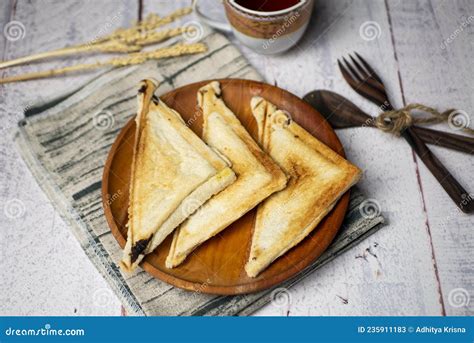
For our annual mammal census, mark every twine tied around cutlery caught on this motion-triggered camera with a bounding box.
[375,103,474,136]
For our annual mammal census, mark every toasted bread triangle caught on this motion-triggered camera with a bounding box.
[120,80,236,272]
[165,82,287,268]
[245,97,362,277]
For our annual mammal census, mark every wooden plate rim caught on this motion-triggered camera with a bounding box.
[102,78,350,295]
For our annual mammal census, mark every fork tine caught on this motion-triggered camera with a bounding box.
[354,52,383,83]
[342,57,363,82]
[339,57,390,108]
[349,53,386,96]
[349,54,369,79]
[338,59,361,89]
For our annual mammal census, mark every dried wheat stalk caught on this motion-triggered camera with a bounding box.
[0,7,192,69]
[0,43,207,84]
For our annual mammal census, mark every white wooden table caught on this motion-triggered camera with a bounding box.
[0,0,472,316]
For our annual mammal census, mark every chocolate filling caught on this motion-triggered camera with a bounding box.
[138,84,147,93]
[130,236,152,263]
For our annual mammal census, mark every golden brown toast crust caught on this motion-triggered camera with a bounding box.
[120,80,236,272]
[166,82,287,268]
[245,96,362,277]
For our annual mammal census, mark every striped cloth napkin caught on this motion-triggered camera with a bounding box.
[14,30,384,316]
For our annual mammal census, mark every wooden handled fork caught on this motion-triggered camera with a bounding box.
[338,52,473,213]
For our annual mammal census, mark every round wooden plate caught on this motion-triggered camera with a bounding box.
[102,79,350,295]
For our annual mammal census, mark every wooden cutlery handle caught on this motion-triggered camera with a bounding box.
[411,126,474,155]
[403,128,473,213]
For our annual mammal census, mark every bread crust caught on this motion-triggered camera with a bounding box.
[166,82,287,268]
[120,80,236,272]
[245,96,362,277]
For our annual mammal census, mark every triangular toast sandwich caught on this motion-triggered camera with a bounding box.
[166,82,288,268]
[245,97,362,277]
[120,79,236,272]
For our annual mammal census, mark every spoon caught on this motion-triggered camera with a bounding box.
[303,90,474,155]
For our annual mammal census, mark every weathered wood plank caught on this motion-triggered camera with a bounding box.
[0,0,138,316]
[2,0,470,316]
[0,0,14,54]
[238,0,445,315]
[387,0,474,316]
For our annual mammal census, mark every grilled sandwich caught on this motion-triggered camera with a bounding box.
[245,97,361,277]
[166,81,287,268]
[120,79,236,272]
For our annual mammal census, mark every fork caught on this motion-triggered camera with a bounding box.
[338,52,473,213]
[338,53,474,152]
